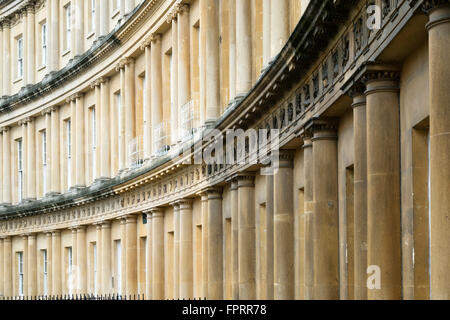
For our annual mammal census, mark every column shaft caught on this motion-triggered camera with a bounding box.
[172,204,180,299]
[124,59,136,168]
[270,0,289,59]
[179,200,193,299]
[228,0,236,101]
[44,112,52,195]
[26,119,36,200]
[3,237,12,297]
[150,35,163,152]
[74,0,84,55]
[26,7,35,85]
[229,181,239,299]
[302,133,314,300]
[99,0,109,37]
[365,68,401,299]
[235,0,252,96]
[75,95,85,187]
[177,4,191,114]
[237,175,256,299]
[205,0,220,123]
[46,233,53,296]
[152,210,165,299]
[126,216,138,296]
[28,235,37,297]
[310,121,339,300]
[0,239,3,296]
[144,46,152,158]
[207,188,223,299]
[351,88,368,300]
[2,22,11,95]
[101,222,112,294]
[262,0,271,68]
[145,213,152,299]
[427,5,450,299]
[170,16,178,143]
[100,78,111,178]
[49,0,59,72]
[21,122,28,201]
[200,193,208,299]
[118,68,126,171]
[77,228,87,294]
[52,231,61,295]
[94,84,101,179]
[2,128,11,204]
[50,108,60,194]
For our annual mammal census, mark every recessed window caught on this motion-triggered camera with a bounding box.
[67,247,73,295]
[17,37,23,78]
[42,249,48,295]
[41,22,47,66]
[17,139,23,202]
[65,4,71,51]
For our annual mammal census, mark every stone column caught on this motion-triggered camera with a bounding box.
[349,84,368,300]
[74,0,84,56]
[3,237,12,297]
[125,215,138,296]
[75,94,85,188]
[22,236,28,296]
[71,229,77,294]
[101,221,112,294]
[44,110,52,195]
[124,59,136,168]
[46,232,53,296]
[0,25,3,97]
[236,0,252,97]
[1,127,11,204]
[177,4,191,124]
[229,179,239,299]
[119,218,126,294]
[76,227,87,294]
[308,119,339,300]
[91,80,101,179]
[28,234,37,297]
[363,66,401,300]
[144,212,152,300]
[68,97,76,189]
[26,5,35,85]
[2,19,11,95]
[150,34,163,154]
[199,192,208,299]
[235,174,256,299]
[26,118,36,200]
[99,77,111,179]
[273,151,295,299]
[168,12,178,144]
[205,0,220,124]
[114,66,126,172]
[301,130,314,300]
[50,107,60,195]
[270,0,289,59]
[206,188,223,299]
[52,231,62,295]
[142,42,152,159]
[265,172,275,300]
[94,0,100,37]
[262,0,271,68]
[49,0,59,72]
[178,199,193,299]
[0,238,3,296]
[152,208,165,299]
[95,224,102,295]
[228,0,236,102]
[171,202,180,299]
[424,2,450,299]
[20,120,28,201]
[99,0,109,37]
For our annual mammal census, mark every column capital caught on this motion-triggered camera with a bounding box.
[361,63,400,94]
[1,236,12,242]
[0,126,10,133]
[199,187,223,200]
[305,117,338,141]
[298,128,313,148]
[347,82,367,108]
[226,177,239,191]
[18,118,30,126]
[150,207,165,218]
[76,226,87,233]
[176,3,189,15]
[232,173,256,188]
[166,9,178,24]
[41,106,56,116]
[174,199,193,210]
[422,0,450,13]
[0,17,11,29]
[51,230,61,236]
[423,1,450,30]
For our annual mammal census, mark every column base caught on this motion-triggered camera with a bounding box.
[69,185,86,192]
[93,177,111,185]
[22,198,36,203]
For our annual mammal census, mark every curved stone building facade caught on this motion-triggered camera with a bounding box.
[0,0,449,300]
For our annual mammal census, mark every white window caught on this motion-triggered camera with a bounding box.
[17,37,23,78]
[18,139,23,202]
[43,249,48,296]
[91,108,96,180]
[41,23,47,66]
[67,120,72,189]
[68,247,73,295]
[91,0,96,32]
[65,4,71,50]
[18,252,24,296]
[93,243,98,295]
[116,240,122,295]
[42,131,47,196]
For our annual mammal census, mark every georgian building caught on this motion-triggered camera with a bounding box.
[0,0,448,300]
